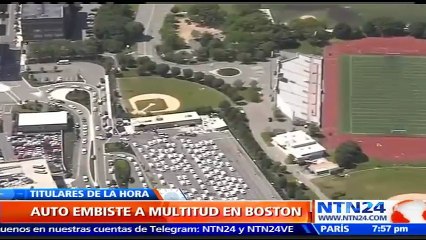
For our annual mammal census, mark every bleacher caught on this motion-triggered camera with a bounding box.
[275,54,323,124]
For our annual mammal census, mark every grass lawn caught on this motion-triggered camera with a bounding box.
[114,159,131,188]
[340,55,426,135]
[261,132,274,146]
[105,142,135,155]
[119,77,229,113]
[120,68,138,78]
[313,167,426,199]
[135,98,168,112]
[66,90,91,110]
[264,4,426,25]
[238,87,262,103]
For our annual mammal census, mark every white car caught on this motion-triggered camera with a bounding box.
[83,176,89,182]
[47,96,54,101]
[92,107,98,112]
[77,110,83,115]
[84,86,93,91]
[68,104,76,109]
[96,135,105,140]
[82,139,87,144]
[82,148,87,155]
[95,126,100,131]
[108,167,114,174]
[71,85,79,88]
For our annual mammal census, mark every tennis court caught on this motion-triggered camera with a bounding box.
[340,55,426,135]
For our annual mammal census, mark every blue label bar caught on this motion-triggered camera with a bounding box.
[0,224,313,236]
[0,189,159,200]
[314,224,426,235]
[0,223,423,236]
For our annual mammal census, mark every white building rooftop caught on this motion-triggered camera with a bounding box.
[272,130,326,159]
[18,111,68,126]
[131,111,201,127]
[0,159,57,188]
[201,115,227,131]
[308,159,340,174]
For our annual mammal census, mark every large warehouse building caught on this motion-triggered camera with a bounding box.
[17,111,68,132]
[274,53,323,124]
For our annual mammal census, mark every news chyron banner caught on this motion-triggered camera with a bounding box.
[0,189,424,237]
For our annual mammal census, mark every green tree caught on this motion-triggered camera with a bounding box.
[278,175,287,188]
[182,68,194,79]
[334,141,369,169]
[259,41,277,56]
[408,22,426,38]
[362,21,380,37]
[187,4,226,28]
[286,182,297,198]
[210,48,229,61]
[308,123,321,137]
[170,66,181,77]
[246,88,261,102]
[170,5,180,14]
[102,39,124,53]
[219,100,231,110]
[249,80,258,89]
[154,63,170,77]
[232,79,244,90]
[145,61,157,73]
[124,22,145,43]
[203,75,216,86]
[137,56,151,65]
[333,22,353,40]
[210,78,225,89]
[193,71,205,82]
[236,52,252,64]
[199,32,214,47]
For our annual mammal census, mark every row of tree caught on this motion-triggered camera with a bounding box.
[218,103,310,199]
[118,56,246,103]
[333,18,426,40]
[27,39,103,62]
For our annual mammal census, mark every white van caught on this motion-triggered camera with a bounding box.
[57,60,71,65]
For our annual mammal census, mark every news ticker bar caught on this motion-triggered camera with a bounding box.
[0,189,161,200]
[0,224,422,236]
[0,201,311,223]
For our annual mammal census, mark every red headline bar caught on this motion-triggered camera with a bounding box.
[0,201,311,223]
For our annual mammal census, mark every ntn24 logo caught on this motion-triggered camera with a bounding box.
[316,201,386,214]
[315,200,426,223]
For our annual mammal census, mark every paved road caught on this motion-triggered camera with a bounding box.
[25,62,110,188]
[133,4,329,199]
[135,4,174,57]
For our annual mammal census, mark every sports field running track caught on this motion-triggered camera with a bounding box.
[323,37,426,161]
[340,55,426,135]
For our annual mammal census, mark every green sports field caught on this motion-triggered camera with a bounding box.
[340,55,426,135]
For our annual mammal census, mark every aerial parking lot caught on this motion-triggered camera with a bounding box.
[128,128,279,200]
